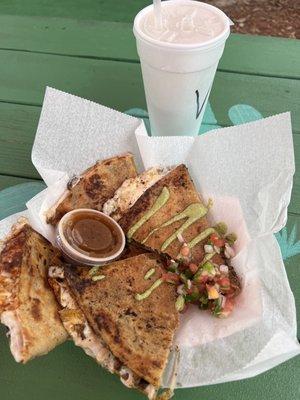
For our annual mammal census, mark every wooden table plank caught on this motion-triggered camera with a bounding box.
[222,35,300,79]
[0,325,299,400]
[0,50,298,130]
[0,174,37,191]
[0,102,40,178]
[0,16,298,79]
[0,0,150,23]
[210,72,299,129]
[0,181,45,219]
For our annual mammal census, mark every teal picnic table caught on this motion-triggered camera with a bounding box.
[0,1,299,399]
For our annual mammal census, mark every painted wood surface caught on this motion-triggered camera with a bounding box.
[0,16,298,78]
[0,51,298,130]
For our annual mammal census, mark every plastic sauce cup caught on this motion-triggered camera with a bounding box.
[56,209,126,266]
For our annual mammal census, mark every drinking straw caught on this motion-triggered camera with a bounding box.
[153,0,163,29]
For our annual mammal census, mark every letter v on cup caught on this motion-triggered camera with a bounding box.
[134,0,231,136]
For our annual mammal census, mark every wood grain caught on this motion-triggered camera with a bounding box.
[0,174,37,191]
[0,326,299,400]
[0,180,45,219]
[0,0,150,23]
[0,50,298,129]
[0,16,298,79]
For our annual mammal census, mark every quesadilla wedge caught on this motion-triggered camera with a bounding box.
[48,253,178,399]
[105,164,222,264]
[47,153,138,225]
[104,164,241,316]
[0,220,68,363]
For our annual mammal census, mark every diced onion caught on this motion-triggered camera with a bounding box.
[177,284,185,295]
[219,264,229,274]
[204,244,214,254]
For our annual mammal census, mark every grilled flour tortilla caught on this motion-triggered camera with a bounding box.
[104,164,240,299]
[0,220,67,363]
[46,153,137,225]
[106,165,221,263]
[48,254,178,399]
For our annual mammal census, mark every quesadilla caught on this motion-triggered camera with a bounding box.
[0,220,68,363]
[47,153,138,225]
[104,164,241,315]
[105,164,221,264]
[48,253,178,399]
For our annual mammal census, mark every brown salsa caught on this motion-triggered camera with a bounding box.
[63,211,123,258]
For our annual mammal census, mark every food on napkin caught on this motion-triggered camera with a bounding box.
[0,220,68,362]
[104,164,240,317]
[46,153,137,225]
[48,253,178,399]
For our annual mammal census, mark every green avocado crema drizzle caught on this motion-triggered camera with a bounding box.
[135,278,163,301]
[143,203,209,251]
[187,227,215,249]
[144,268,155,280]
[127,187,170,240]
[127,186,214,253]
[200,251,216,265]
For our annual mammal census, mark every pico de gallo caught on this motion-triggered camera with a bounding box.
[162,222,240,318]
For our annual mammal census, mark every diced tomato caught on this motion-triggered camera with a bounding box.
[217,277,231,290]
[210,233,225,248]
[226,284,240,298]
[162,272,180,284]
[210,233,219,242]
[189,263,198,274]
[226,290,235,298]
[216,238,225,247]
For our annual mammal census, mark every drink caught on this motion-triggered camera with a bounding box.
[142,2,225,44]
[134,0,230,136]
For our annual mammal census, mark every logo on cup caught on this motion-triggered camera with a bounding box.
[196,87,211,120]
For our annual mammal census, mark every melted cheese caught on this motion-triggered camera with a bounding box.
[103,167,170,221]
[1,310,24,362]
